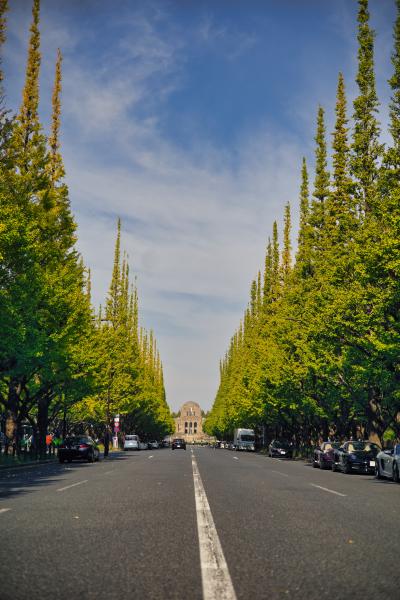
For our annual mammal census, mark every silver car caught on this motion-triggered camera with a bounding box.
[375,443,400,482]
[124,434,140,451]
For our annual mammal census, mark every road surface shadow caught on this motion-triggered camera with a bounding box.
[369,477,398,485]
[0,452,130,501]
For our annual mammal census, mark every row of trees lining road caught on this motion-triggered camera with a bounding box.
[69,220,173,442]
[0,0,173,456]
[204,0,400,448]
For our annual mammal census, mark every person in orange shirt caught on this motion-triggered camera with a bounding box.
[46,433,53,455]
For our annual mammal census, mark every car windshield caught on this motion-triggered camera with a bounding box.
[125,436,138,441]
[65,437,89,444]
[347,442,379,452]
[174,439,184,443]
[275,441,289,449]
[323,442,340,450]
[241,435,255,441]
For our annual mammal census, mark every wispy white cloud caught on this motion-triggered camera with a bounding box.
[197,13,257,60]
[65,114,302,410]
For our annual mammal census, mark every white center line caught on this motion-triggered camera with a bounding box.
[271,470,289,477]
[310,483,347,497]
[103,470,113,475]
[191,453,237,600]
[148,455,154,459]
[233,457,239,461]
[57,480,88,492]
[0,508,11,514]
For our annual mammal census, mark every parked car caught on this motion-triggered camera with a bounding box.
[124,434,140,451]
[268,440,293,458]
[58,436,100,463]
[172,438,186,450]
[332,440,380,474]
[139,441,148,450]
[162,440,170,448]
[313,441,340,469]
[375,443,400,482]
[148,440,159,449]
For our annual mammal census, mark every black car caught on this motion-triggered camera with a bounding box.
[268,439,293,458]
[313,441,340,469]
[172,438,186,450]
[58,436,100,463]
[332,440,380,474]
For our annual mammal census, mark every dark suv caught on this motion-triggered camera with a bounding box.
[172,438,186,450]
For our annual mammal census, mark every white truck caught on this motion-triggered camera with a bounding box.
[233,428,255,451]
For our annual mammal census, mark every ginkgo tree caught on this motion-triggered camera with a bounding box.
[0,0,173,455]
[205,0,400,447]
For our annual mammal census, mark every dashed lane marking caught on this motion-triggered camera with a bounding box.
[233,457,239,460]
[148,455,154,459]
[56,480,88,492]
[103,471,113,475]
[271,470,289,477]
[191,452,237,600]
[310,483,347,497]
[0,508,11,514]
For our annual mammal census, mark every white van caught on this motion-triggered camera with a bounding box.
[124,434,140,451]
[233,428,255,451]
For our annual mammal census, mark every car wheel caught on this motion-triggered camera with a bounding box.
[393,463,399,483]
[375,462,383,479]
[312,456,318,468]
[331,461,337,472]
[88,451,95,463]
[343,461,351,474]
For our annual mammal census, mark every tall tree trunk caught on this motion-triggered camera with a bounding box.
[37,394,49,459]
[6,378,20,453]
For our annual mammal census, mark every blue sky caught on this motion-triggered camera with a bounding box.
[3,0,396,411]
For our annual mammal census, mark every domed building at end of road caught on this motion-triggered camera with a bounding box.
[173,401,214,444]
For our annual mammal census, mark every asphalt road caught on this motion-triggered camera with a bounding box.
[0,447,399,600]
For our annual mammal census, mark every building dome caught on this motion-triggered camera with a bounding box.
[174,401,212,443]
